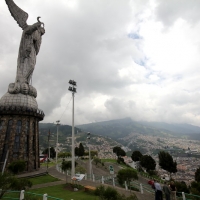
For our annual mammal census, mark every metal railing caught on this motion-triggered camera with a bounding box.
[56,164,200,200]
[2,190,63,200]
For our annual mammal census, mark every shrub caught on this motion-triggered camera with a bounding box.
[8,160,26,174]
[104,186,119,200]
[95,185,138,200]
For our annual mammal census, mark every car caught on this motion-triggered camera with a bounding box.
[71,174,85,181]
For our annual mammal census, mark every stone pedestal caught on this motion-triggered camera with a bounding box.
[0,93,44,172]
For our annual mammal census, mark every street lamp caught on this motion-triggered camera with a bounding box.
[56,120,60,165]
[47,130,50,173]
[87,132,92,180]
[68,80,77,178]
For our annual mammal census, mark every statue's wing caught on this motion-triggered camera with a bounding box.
[5,0,28,30]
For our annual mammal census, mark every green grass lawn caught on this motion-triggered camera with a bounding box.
[28,174,60,185]
[101,159,116,163]
[40,162,56,168]
[4,184,98,200]
[30,184,98,200]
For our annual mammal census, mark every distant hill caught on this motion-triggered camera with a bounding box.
[76,118,171,139]
[39,123,81,150]
[39,118,200,150]
[139,121,200,134]
[38,122,119,152]
[77,118,200,140]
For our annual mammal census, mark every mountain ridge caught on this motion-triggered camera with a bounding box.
[76,117,200,140]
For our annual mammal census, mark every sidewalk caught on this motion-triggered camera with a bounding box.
[24,166,154,200]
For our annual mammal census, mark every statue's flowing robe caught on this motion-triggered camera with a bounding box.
[16,23,42,84]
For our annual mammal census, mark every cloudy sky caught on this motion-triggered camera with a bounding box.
[1,0,200,126]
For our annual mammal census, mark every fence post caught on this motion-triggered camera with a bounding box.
[43,193,48,200]
[182,192,186,200]
[93,174,95,182]
[140,183,144,194]
[113,177,115,187]
[20,190,24,200]
[125,181,128,190]
[102,176,104,184]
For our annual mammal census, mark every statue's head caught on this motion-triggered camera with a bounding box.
[40,27,45,35]
[37,17,45,35]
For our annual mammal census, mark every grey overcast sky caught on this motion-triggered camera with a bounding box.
[1,0,200,126]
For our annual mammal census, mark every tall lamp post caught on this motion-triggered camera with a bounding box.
[56,120,60,165]
[47,130,50,173]
[68,80,77,178]
[87,132,92,180]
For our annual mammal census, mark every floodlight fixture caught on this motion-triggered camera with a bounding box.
[69,80,77,86]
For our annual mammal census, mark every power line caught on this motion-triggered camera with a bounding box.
[59,96,72,121]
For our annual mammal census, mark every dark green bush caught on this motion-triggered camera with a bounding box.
[8,160,26,174]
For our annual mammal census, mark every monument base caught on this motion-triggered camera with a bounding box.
[0,93,44,172]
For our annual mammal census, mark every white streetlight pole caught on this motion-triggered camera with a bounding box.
[56,120,60,165]
[68,80,77,178]
[87,132,92,180]
[71,92,75,177]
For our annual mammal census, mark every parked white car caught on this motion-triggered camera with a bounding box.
[71,174,85,181]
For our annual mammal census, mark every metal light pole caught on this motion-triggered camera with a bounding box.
[56,120,60,165]
[47,130,50,173]
[68,80,77,178]
[87,132,92,180]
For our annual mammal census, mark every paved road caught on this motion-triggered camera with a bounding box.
[19,166,154,200]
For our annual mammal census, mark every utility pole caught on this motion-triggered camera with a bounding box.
[56,120,60,165]
[68,80,77,178]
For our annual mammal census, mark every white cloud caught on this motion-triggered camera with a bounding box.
[1,0,200,127]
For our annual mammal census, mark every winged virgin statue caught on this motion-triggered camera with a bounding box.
[5,0,45,97]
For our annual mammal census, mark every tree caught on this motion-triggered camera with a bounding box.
[0,173,32,199]
[84,150,98,158]
[75,165,86,174]
[131,151,143,162]
[117,168,138,189]
[42,147,56,158]
[175,181,189,194]
[140,155,156,172]
[58,152,71,158]
[190,181,200,196]
[75,147,79,157]
[8,160,26,174]
[91,150,98,158]
[117,157,125,164]
[78,143,85,157]
[61,160,71,183]
[158,151,177,176]
[195,167,200,182]
[113,146,126,158]
[61,160,78,183]
[93,157,101,165]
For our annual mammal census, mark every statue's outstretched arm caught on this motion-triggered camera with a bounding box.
[5,0,28,30]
